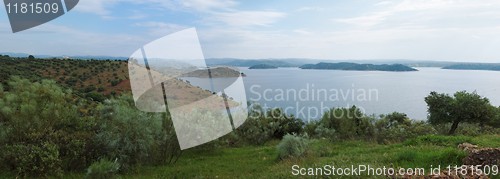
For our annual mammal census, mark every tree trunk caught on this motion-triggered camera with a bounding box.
[448,120,460,135]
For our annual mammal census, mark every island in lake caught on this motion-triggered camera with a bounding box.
[442,63,500,71]
[299,62,418,72]
[181,67,242,78]
[249,64,278,69]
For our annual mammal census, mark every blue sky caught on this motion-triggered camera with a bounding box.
[1,0,500,62]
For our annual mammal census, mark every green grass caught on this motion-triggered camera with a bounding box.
[2,135,498,178]
[119,135,497,178]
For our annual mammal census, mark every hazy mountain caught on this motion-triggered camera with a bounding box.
[249,64,278,69]
[0,52,127,60]
[443,63,500,71]
[3,52,495,68]
[300,62,418,71]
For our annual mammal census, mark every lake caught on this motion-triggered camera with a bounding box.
[183,67,500,121]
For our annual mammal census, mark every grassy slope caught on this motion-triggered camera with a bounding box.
[0,58,216,101]
[0,57,130,95]
[104,135,499,179]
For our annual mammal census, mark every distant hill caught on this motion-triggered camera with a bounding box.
[0,52,128,60]
[206,58,306,67]
[300,62,418,72]
[181,67,241,78]
[4,52,496,68]
[443,63,500,71]
[0,56,218,105]
[205,58,469,68]
[249,64,278,69]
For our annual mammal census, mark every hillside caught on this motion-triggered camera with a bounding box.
[443,63,500,71]
[0,55,130,96]
[300,62,418,71]
[206,58,303,67]
[249,64,278,69]
[0,55,218,103]
[181,67,242,78]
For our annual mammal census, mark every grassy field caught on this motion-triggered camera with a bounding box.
[20,134,494,179]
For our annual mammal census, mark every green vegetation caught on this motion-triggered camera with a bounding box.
[181,67,241,78]
[206,58,301,67]
[86,159,120,179]
[0,56,499,178]
[276,134,310,160]
[249,64,278,69]
[42,135,495,178]
[443,63,500,71]
[0,55,129,97]
[425,91,498,135]
[300,62,418,71]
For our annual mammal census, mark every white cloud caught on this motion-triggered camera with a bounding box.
[293,29,312,35]
[179,0,237,11]
[209,11,286,27]
[134,22,188,36]
[74,0,120,16]
[296,6,324,12]
[335,0,500,29]
[335,12,392,27]
[74,0,237,16]
[374,1,393,6]
[0,23,147,56]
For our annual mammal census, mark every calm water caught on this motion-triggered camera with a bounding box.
[183,68,500,121]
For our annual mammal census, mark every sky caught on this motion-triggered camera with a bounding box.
[1,0,500,62]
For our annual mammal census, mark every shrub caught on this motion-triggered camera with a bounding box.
[375,112,436,144]
[320,106,375,140]
[97,86,105,92]
[110,79,121,86]
[403,135,473,147]
[95,95,175,170]
[237,104,305,145]
[304,121,336,141]
[0,77,95,176]
[86,159,120,179]
[432,123,500,136]
[276,134,310,160]
[3,142,62,177]
[86,92,105,102]
[266,108,304,139]
[236,115,273,145]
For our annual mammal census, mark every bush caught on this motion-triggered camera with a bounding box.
[3,142,62,177]
[86,159,120,179]
[86,92,106,102]
[0,77,95,176]
[375,112,436,144]
[110,79,121,86]
[320,106,375,140]
[276,134,310,160]
[403,135,473,147]
[266,108,304,139]
[237,105,305,145]
[304,121,336,141]
[432,122,500,136]
[236,114,272,145]
[95,95,177,170]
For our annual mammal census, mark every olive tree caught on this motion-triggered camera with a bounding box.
[425,91,496,135]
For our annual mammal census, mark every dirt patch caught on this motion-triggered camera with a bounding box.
[460,143,500,167]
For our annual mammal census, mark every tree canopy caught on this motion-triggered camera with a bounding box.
[425,91,496,135]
